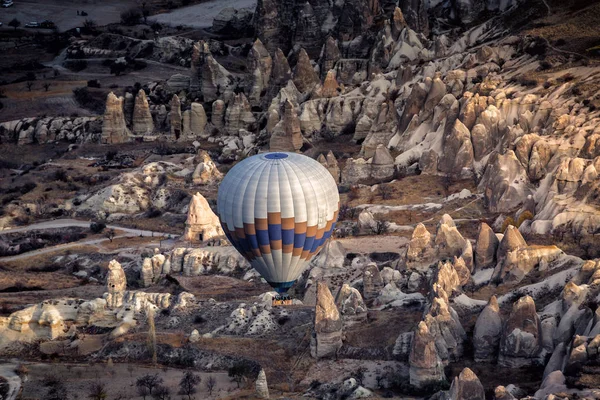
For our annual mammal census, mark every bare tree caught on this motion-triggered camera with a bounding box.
[43,83,51,92]
[26,82,34,91]
[151,385,171,400]
[105,228,116,242]
[370,219,390,235]
[87,382,107,400]
[137,385,150,400]
[136,374,163,396]
[205,376,217,396]
[178,371,201,400]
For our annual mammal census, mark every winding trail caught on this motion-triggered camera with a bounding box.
[0,219,175,262]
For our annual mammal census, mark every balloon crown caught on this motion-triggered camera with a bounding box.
[264,153,289,160]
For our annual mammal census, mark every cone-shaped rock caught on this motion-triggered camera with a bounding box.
[183,192,224,242]
[293,48,319,93]
[474,296,502,361]
[106,260,127,309]
[132,89,154,135]
[269,99,303,152]
[102,92,130,144]
[311,281,343,358]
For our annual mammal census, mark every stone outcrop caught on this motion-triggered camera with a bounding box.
[474,296,502,361]
[102,92,130,144]
[189,103,207,137]
[271,49,292,90]
[183,192,224,243]
[448,368,485,400]
[212,7,253,36]
[247,39,273,104]
[474,222,498,271]
[409,321,445,387]
[405,223,435,271]
[106,260,127,309]
[317,151,340,183]
[170,94,182,138]
[225,93,256,135]
[363,263,384,305]
[131,89,154,135]
[435,214,473,271]
[479,151,530,213]
[255,369,270,399]
[499,295,542,367]
[311,281,343,359]
[425,295,467,363]
[293,48,319,94]
[269,99,303,152]
[192,150,222,185]
[212,100,226,131]
[141,253,166,287]
[319,36,341,79]
[335,283,367,318]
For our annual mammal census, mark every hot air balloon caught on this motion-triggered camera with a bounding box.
[217,152,340,297]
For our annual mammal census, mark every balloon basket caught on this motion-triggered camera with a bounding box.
[272,294,293,307]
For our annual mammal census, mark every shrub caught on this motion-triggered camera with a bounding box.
[501,217,516,233]
[517,211,534,228]
[64,60,88,72]
[370,219,390,235]
[73,87,105,114]
[87,79,101,88]
[90,221,106,234]
[53,169,68,182]
[121,8,142,26]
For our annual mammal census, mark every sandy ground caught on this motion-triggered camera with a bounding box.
[0,0,136,31]
[148,0,256,28]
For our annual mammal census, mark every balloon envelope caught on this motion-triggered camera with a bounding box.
[217,152,340,293]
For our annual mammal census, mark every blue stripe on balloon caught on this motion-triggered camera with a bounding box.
[268,224,282,240]
[294,232,306,248]
[303,236,315,251]
[282,229,294,245]
[257,229,270,246]
[248,234,259,250]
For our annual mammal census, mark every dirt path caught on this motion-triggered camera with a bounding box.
[0,219,174,261]
[148,0,257,28]
[0,363,21,400]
